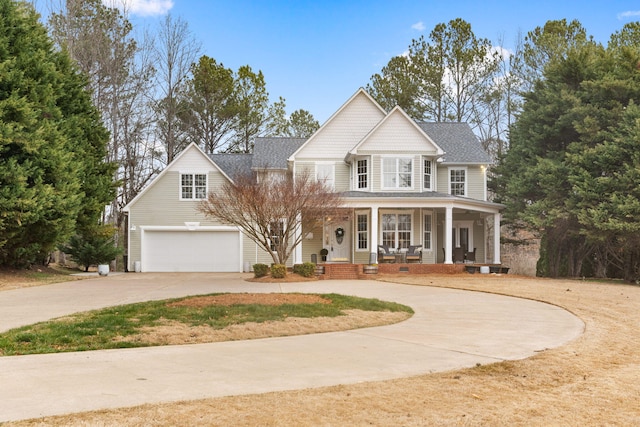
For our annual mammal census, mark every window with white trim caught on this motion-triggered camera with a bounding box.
[269,220,284,251]
[356,159,368,189]
[450,168,466,196]
[423,159,432,190]
[423,213,432,250]
[181,173,207,199]
[316,163,335,189]
[381,212,412,250]
[382,157,413,189]
[356,212,368,251]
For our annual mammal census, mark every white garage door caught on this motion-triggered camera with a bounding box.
[142,229,240,272]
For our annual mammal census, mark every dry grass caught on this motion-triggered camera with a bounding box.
[7,274,640,426]
[0,265,86,292]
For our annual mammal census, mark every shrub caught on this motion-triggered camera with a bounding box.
[294,262,316,277]
[253,263,269,278]
[270,263,287,278]
[58,226,122,272]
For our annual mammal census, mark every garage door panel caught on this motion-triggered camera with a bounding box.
[142,230,239,272]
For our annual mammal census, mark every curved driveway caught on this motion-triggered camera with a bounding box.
[0,273,584,422]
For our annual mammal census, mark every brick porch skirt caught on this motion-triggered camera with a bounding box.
[317,263,466,280]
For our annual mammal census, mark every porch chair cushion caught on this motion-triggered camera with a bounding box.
[453,247,465,263]
[466,247,477,263]
[405,245,422,263]
[378,245,396,263]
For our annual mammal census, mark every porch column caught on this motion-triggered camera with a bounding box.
[370,206,379,262]
[444,206,453,264]
[493,213,501,264]
[294,213,303,264]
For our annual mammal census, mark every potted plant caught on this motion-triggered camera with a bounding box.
[320,248,328,262]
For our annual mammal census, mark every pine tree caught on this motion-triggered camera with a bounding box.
[0,0,114,267]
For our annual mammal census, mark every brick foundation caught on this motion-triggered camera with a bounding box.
[316,263,467,279]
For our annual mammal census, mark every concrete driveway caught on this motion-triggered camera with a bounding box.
[0,273,584,422]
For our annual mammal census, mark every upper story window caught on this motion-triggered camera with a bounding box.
[356,159,368,189]
[181,173,207,200]
[423,159,432,191]
[382,157,413,189]
[450,168,466,196]
[316,163,335,190]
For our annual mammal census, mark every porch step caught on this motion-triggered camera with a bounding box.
[320,263,361,280]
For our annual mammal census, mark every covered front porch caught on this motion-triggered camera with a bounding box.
[313,262,509,280]
[296,196,504,267]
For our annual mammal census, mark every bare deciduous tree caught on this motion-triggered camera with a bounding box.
[153,13,200,163]
[198,171,343,265]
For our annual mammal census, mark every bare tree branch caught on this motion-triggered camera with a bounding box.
[198,170,343,265]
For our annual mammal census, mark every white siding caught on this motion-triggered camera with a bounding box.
[167,147,218,172]
[294,92,385,159]
[357,111,439,154]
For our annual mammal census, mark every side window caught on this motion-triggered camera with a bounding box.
[450,168,466,196]
[423,159,432,191]
[356,212,368,251]
[357,159,368,189]
[423,213,432,250]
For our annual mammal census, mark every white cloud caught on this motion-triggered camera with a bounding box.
[103,0,174,17]
[491,45,511,61]
[617,10,640,20]
[411,21,425,31]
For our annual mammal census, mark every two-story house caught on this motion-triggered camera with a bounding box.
[123,88,503,272]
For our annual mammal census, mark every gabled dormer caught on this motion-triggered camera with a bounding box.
[345,106,445,192]
[289,89,386,192]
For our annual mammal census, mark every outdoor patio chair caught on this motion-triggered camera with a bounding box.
[378,245,396,263]
[405,245,422,263]
[466,248,477,263]
[453,247,465,263]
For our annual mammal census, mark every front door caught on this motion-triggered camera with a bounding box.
[328,220,350,262]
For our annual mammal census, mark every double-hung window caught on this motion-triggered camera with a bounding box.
[356,159,368,189]
[181,173,207,200]
[423,213,432,250]
[316,163,335,190]
[450,168,466,196]
[382,157,413,189]
[269,220,284,251]
[356,211,368,251]
[381,213,412,250]
[423,159,432,191]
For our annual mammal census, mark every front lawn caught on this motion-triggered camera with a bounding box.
[0,293,412,356]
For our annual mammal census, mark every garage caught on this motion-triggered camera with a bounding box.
[141,228,241,272]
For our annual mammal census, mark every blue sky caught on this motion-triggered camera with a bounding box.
[38,1,640,124]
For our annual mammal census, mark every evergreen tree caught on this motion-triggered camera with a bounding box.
[0,0,113,267]
[495,22,640,280]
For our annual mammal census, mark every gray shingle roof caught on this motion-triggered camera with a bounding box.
[209,153,253,179]
[251,137,305,170]
[418,122,492,164]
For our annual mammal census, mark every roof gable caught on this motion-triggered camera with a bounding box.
[123,143,232,212]
[348,106,445,157]
[289,88,386,160]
